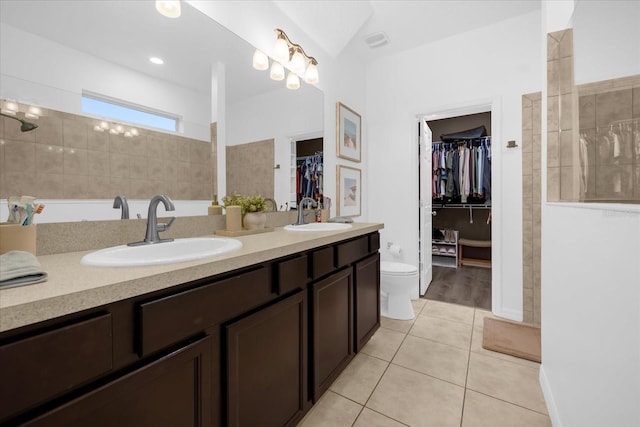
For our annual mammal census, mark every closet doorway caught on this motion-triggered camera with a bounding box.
[420,111,493,310]
[292,136,323,210]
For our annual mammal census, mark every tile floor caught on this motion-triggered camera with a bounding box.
[298,299,550,427]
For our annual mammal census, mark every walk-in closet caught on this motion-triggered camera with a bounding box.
[292,137,324,210]
[423,112,492,310]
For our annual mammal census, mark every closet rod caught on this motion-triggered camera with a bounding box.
[433,203,491,209]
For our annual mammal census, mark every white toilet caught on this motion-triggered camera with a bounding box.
[380,261,418,320]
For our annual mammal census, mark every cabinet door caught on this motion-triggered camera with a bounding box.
[226,290,308,427]
[311,268,353,401]
[354,253,380,352]
[23,336,212,427]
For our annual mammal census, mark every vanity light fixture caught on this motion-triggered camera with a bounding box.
[252,28,319,89]
[155,0,181,18]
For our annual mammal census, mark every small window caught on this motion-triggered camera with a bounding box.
[81,92,178,132]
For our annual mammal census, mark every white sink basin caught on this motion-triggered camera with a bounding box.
[284,223,353,232]
[81,237,243,267]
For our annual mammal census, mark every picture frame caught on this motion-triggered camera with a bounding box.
[336,102,361,162]
[337,165,361,217]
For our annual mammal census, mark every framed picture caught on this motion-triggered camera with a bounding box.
[337,165,361,217]
[336,102,361,162]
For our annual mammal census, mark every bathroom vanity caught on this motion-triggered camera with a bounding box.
[0,224,382,426]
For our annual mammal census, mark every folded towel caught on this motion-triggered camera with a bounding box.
[0,250,48,289]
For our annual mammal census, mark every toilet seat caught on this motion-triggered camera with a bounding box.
[380,261,418,276]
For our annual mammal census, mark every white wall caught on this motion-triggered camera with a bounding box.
[0,24,211,141]
[365,10,542,319]
[226,84,323,207]
[540,2,640,426]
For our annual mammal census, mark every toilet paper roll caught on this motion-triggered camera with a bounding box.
[389,244,402,257]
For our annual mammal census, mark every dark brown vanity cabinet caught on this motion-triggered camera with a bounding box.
[0,231,381,427]
[354,253,381,352]
[225,290,308,427]
[311,268,354,401]
[22,336,212,427]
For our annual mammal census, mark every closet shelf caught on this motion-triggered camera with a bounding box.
[432,230,458,269]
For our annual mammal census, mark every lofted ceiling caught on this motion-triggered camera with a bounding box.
[273,0,541,62]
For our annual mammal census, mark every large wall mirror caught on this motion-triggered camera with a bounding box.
[0,0,323,222]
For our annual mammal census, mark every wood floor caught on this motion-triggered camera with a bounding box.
[423,265,491,310]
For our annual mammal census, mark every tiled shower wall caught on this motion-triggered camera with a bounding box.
[547,29,640,203]
[0,103,215,201]
[522,92,542,326]
[226,139,275,199]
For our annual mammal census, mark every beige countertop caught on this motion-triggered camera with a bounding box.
[0,223,383,333]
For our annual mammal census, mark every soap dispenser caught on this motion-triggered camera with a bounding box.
[208,195,223,215]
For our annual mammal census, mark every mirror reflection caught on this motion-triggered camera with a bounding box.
[0,0,323,222]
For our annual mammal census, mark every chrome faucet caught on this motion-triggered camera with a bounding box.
[112,195,129,219]
[128,195,176,246]
[295,197,317,225]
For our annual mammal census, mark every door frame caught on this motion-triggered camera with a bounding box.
[415,97,505,316]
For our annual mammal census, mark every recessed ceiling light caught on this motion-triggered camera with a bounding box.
[149,57,164,65]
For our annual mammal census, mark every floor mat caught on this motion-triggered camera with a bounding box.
[482,317,541,363]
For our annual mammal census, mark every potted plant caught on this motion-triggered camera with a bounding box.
[223,194,267,230]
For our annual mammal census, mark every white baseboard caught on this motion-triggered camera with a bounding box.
[539,364,562,427]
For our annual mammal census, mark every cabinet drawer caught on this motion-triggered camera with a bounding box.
[276,255,308,295]
[335,236,369,268]
[0,314,113,421]
[138,267,271,356]
[311,246,334,279]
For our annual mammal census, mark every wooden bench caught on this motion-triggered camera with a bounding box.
[458,238,491,268]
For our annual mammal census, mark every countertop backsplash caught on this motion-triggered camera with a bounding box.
[36,211,300,255]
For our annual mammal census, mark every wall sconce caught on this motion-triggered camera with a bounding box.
[252,28,319,89]
[93,120,139,138]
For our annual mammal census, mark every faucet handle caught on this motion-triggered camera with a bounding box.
[157,216,175,232]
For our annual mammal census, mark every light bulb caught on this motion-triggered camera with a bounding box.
[130,128,139,136]
[155,0,181,18]
[2,100,18,115]
[109,128,118,135]
[270,61,285,81]
[27,106,42,118]
[99,121,109,130]
[93,125,104,132]
[290,49,306,75]
[124,131,132,138]
[304,62,319,84]
[115,125,124,133]
[286,72,300,90]
[273,37,290,63]
[252,49,269,70]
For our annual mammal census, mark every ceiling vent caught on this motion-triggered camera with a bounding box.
[364,32,389,49]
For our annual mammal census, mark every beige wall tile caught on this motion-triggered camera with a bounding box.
[522,106,532,130]
[595,89,633,127]
[148,157,164,181]
[86,176,111,199]
[109,177,130,196]
[130,156,147,180]
[63,173,88,198]
[547,33,560,61]
[547,167,560,202]
[176,181,191,200]
[162,158,177,183]
[36,173,64,199]
[547,59,559,97]
[109,134,129,154]
[178,140,190,162]
[560,94,573,131]
[177,161,191,184]
[367,364,464,427]
[190,140,212,164]
[522,130,532,153]
[110,153,130,178]
[633,88,640,118]
[558,57,574,95]
[226,139,275,198]
[64,148,88,176]
[560,166,576,201]
[162,138,178,160]
[147,135,163,158]
[559,130,574,167]
[35,143,63,175]
[129,179,151,199]
[3,116,36,143]
[547,96,560,131]
[36,115,63,146]
[87,129,109,152]
[4,139,36,174]
[63,118,88,149]
[547,131,559,167]
[579,95,596,129]
[522,151,533,176]
[190,183,211,200]
[558,29,573,59]
[532,99,542,134]
[129,136,147,157]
